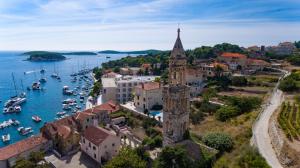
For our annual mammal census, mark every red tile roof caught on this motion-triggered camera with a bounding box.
[0,134,48,160]
[74,112,96,122]
[42,115,78,140]
[83,126,111,146]
[220,52,247,59]
[136,82,160,91]
[103,72,120,78]
[90,100,120,114]
[141,63,151,69]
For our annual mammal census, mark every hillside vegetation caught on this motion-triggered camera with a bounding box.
[23,51,66,61]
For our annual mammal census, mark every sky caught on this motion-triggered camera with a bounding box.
[0,0,300,51]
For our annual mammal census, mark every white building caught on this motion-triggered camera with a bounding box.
[133,82,163,112]
[102,75,158,103]
[80,126,120,164]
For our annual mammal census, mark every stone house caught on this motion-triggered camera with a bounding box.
[217,52,248,71]
[40,116,81,156]
[185,67,205,97]
[80,126,120,164]
[0,135,50,168]
[133,82,163,112]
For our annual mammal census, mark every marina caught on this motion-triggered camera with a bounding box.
[0,52,130,147]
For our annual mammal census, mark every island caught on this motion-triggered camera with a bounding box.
[61,52,97,55]
[23,51,66,61]
[98,49,162,55]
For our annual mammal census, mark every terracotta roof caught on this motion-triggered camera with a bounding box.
[136,82,160,90]
[42,116,78,139]
[57,125,72,139]
[220,52,247,59]
[103,72,120,78]
[0,134,48,160]
[141,63,151,69]
[83,126,111,146]
[83,101,119,115]
[74,112,96,122]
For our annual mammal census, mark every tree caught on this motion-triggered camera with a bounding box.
[154,77,161,83]
[13,158,35,168]
[29,151,44,163]
[104,148,147,168]
[203,132,233,153]
[202,88,217,102]
[279,77,298,92]
[214,65,224,78]
[238,146,271,168]
[231,76,248,86]
[215,105,239,121]
[90,81,102,97]
[154,146,194,168]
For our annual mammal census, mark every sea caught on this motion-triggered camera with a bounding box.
[0,51,129,147]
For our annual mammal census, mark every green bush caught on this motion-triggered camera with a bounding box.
[203,132,233,153]
[215,105,240,121]
[238,146,271,168]
[231,76,248,86]
[104,148,147,168]
[279,77,298,92]
[142,135,163,150]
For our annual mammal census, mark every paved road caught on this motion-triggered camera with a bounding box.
[253,89,283,168]
[252,70,289,168]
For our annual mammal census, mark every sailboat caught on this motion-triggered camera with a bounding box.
[4,73,26,108]
[40,65,46,74]
[32,72,41,90]
[39,73,47,83]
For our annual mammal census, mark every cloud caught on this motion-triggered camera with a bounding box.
[0,0,300,50]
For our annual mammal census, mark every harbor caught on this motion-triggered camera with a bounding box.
[0,52,130,147]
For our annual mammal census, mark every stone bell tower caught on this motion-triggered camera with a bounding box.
[163,28,190,146]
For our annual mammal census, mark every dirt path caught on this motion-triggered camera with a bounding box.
[252,69,289,168]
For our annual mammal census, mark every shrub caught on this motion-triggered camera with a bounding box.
[231,76,248,86]
[279,77,298,92]
[215,105,239,121]
[238,146,271,168]
[203,132,233,153]
[142,135,162,149]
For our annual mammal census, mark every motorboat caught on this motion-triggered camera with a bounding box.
[63,86,73,95]
[56,111,66,116]
[51,73,58,78]
[3,106,21,114]
[40,68,46,74]
[32,82,41,90]
[39,78,47,83]
[18,127,33,135]
[62,98,76,104]
[4,97,26,108]
[11,119,20,126]
[2,134,10,142]
[62,104,71,110]
[32,115,42,122]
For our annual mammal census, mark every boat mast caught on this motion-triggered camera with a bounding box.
[11,73,18,96]
[20,79,24,92]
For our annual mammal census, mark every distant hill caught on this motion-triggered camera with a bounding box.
[98,49,162,55]
[61,52,97,55]
[23,51,66,61]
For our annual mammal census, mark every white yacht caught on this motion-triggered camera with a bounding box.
[2,134,10,142]
[3,106,21,114]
